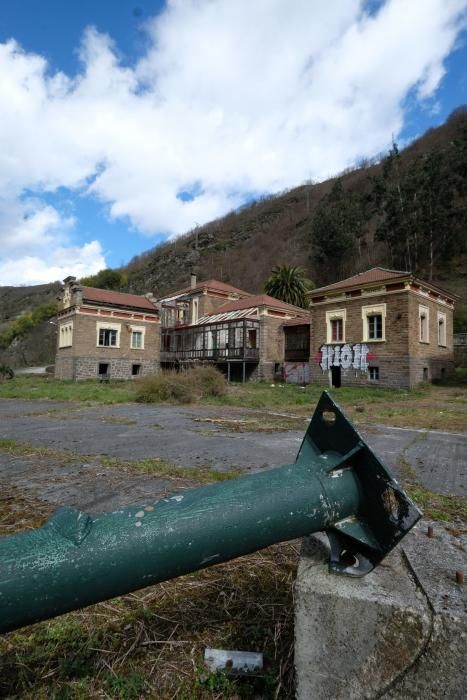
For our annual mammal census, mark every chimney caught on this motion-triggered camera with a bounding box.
[190,273,197,289]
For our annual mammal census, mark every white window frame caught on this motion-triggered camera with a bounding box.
[59,321,73,348]
[362,304,386,342]
[326,309,346,344]
[192,298,199,325]
[96,322,121,348]
[437,311,446,347]
[130,325,145,350]
[419,305,430,344]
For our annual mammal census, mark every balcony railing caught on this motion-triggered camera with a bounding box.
[161,347,259,362]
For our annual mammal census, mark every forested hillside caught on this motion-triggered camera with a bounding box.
[1,108,466,367]
[122,107,467,303]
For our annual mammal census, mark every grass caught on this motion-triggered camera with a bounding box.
[399,453,467,523]
[0,437,240,483]
[0,374,465,433]
[192,413,306,432]
[0,375,136,403]
[0,492,298,699]
[99,456,241,483]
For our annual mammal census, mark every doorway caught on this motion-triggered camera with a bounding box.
[331,366,341,388]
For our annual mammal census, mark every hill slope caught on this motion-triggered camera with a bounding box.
[1,109,466,367]
[123,108,467,301]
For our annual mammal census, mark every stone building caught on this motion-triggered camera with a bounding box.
[159,276,309,381]
[55,277,160,381]
[308,268,456,389]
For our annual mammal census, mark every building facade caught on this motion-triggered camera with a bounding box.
[308,268,455,389]
[55,277,160,381]
[159,277,309,381]
[55,268,456,388]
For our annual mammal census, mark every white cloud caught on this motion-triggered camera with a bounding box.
[0,241,106,286]
[0,0,466,284]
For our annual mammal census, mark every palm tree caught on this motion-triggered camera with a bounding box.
[264,265,313,308]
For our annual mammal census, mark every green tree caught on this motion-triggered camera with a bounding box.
[80,269,128,290]
[264,265,313,308]
[311,180,368,278]
[0,302,57,349]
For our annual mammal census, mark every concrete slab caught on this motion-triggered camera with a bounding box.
[295,524,467,699]
[0,400,465,493]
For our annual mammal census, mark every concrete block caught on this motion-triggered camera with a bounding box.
[295,523,466,699]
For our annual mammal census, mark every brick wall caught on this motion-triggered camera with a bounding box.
[198,293,235,317]
[256,314,288,381]
[309,290,454,388]
[55,310,160,380]
[407,293,454,384]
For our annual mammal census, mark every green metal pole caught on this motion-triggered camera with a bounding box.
[0,393,421,634]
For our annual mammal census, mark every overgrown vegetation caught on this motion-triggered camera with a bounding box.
[0,302,57,349]
[311,117,467,282]
[79,268,129,290]
[0,492,298,699]
[135,367,226,404]
[0,374,465,433]
[0,375,136,403]
[0,364,14,380]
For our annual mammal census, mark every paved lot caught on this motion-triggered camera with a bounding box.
[0,399,465,513]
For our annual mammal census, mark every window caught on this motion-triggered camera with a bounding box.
[132,363,141,376]
[367,314,383,340]
[192,298,199,324]
[59,322,73,348]
[326,309,346,344]
[131,330,143,349]
[99,328,117,346]
[368,366,379,382]
[98,362,109,377]
[362,304,386,342]
[419,306,429,343]
[96,322,121,348]
[247,329,257,349]
[437,312,446,346]
[331,319,343,342]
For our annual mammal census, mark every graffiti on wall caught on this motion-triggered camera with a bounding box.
[315,344,375,372]
[284,362,310,384]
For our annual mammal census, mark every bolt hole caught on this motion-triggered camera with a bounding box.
[322,410,336,426]
[340,549,357,567]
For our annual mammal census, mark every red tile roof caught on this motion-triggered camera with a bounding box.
[81,287,158,312]
[214,294,308,314]
[309,268,410,295]
[162,279,251,299]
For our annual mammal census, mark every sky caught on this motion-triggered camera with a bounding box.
[0,0,466,286]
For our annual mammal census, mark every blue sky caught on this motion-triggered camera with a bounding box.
[0,0,466,285]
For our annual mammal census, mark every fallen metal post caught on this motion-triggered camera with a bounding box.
[0,392,421,634]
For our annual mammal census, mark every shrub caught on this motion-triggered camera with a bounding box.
[135,367,226,404]
[190,366,226,397]
[0,365,14,380]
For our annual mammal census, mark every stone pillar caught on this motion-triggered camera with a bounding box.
[295,524,466,699]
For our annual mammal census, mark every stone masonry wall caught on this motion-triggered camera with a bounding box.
[309,290,454,388]
[256,314,287,381]
[55,310,160,380]
[54,356,75,380]
[309,291,410,387]
[74,357,158,380]
[407,293,454,384]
